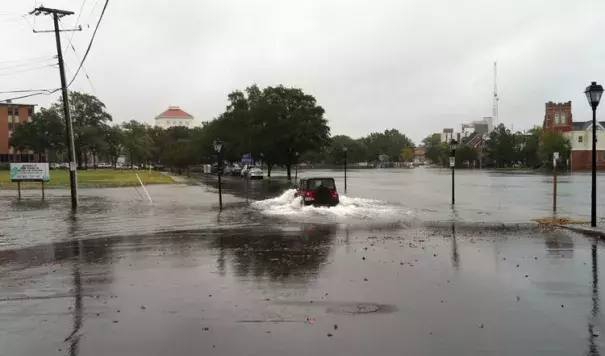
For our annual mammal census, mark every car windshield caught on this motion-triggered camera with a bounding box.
[305,179,335,190]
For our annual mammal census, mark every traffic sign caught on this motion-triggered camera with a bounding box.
[449,157,455,167]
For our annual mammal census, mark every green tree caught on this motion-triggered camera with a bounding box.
[455,145,478,167]
[323,135,367,164]
[539,129,571,168]
[50,91,113,168]
[104,125,124,168]
[363,129,414,162]
[487,124,516,168]
[401,147,414,162]
[422,134,442,164]
[122,120,152,167]
[519,127,542,168]
[246,85,330,178]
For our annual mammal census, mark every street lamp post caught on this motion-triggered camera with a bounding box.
[213,139,223,211]
[450,139,458,205]
[343,147,348,194]
[585,81,604,227]
[295,151,300,182]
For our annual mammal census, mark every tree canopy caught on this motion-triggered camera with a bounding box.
[420,124,571,169]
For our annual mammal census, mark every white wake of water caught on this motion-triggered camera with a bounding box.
[251,189,412,223]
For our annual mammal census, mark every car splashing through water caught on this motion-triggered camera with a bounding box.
[250,189,413,223]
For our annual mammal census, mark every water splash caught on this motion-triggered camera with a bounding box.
[251,189,412,223]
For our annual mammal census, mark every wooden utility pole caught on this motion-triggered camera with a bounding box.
[30,7,79,209]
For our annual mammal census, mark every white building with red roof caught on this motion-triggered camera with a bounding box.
[154,106,194,129]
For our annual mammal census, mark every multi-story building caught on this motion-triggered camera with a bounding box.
[0,101,39,163]
[542,101,605,171]
[154,106,194,129]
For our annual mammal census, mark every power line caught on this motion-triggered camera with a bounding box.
[0,89,57,94]
[0,89,59,102]
[0,55,55,65]
[0,63,56,76]
[64,0,88,54]
[59,20,97,94]
[66,0,109,88]
[0,56,56,71]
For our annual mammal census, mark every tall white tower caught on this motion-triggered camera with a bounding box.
[493,61,499,127]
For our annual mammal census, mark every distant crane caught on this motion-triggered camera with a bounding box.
[493,61,499,127]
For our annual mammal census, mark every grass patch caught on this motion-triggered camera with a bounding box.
[0,169,175,189]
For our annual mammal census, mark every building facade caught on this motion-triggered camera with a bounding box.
[154,106,194,129]
[542,101,605,171]
[0,102,39,163]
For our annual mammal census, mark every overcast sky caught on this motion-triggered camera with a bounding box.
[1,0,604,144]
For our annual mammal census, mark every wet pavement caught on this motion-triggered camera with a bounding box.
[1,168,605,355]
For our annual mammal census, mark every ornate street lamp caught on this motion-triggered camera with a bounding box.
[585,82,604,227]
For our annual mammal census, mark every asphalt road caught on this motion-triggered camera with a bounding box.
[1,168,605,355]
[0,222,603,355]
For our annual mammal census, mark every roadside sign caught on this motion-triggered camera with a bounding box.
[553,152,559,160]
[10,163,50,182]
[449,157,455,167]
[242,153,254,165]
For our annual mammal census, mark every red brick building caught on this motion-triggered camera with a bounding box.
[543,101,573,133]
[543,101,605,171]
[0,102,41,163]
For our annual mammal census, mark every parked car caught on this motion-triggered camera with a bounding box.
[294,177,340,207]
[247,168,264,180]
[50,163,60,170]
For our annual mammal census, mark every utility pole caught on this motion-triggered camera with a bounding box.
[30,7,79,209]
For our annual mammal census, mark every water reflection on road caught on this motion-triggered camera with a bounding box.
[0,216,603,355]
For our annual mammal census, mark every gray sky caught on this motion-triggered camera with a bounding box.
[1,0,604,144]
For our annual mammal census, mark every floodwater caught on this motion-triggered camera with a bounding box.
[1,168,605,355]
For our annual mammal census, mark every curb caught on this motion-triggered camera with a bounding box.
[556,224,605,238]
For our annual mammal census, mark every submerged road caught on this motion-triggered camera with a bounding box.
[0,223,603,355]
[1,168,605,355]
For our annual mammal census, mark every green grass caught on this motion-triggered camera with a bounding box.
[0,169,175,189]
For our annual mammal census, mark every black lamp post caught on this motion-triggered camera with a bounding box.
[343,146,348,194]
[585,82,604,227]
[295,151,300,182]
[213,139,223,211]
[450,139,458,205]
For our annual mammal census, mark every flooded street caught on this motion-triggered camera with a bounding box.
[1,168,605,355]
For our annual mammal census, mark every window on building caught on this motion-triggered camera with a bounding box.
[579,136,583,143]
[554,111,560,124]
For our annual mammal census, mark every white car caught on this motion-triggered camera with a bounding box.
[247,168,263,180]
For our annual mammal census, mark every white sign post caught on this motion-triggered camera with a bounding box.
[9,163,50,200]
